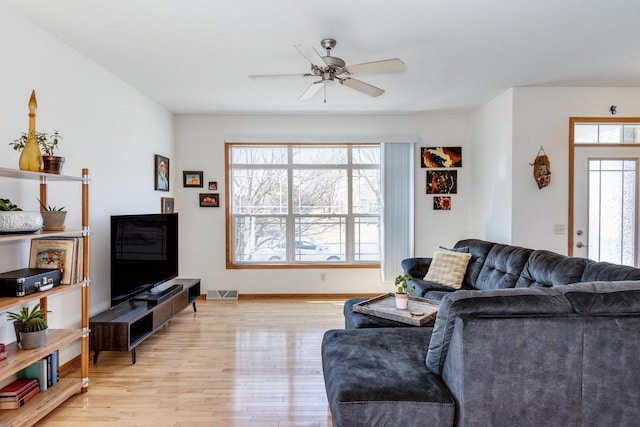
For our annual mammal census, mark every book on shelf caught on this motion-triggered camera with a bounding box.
[0,378,39,398]
[17,359,47,392]
[29,237,82,285]
[0,384,40,409]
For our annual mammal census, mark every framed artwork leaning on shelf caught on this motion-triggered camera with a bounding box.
[161,197,175,213]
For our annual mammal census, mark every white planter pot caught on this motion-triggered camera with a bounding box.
[0,211,43,233]
[395,292,409,310]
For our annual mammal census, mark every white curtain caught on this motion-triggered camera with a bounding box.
[380,142,414,282]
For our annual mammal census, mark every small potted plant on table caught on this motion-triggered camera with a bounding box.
[10,129,65,174]
[7,303,48,348]
[38,199,67,231]
[394,273,413,309]
[0,198,43,233]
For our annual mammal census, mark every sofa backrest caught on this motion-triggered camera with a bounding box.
[580,260,640,282]
[473,243,533,290]
[453,239,495,290]
[514,249,590,288]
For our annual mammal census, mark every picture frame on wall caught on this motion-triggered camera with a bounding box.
[433,196,452,210]
[183,171,203,187]
[426,170,458,194]
[154,154,170,191]
[199,193,219,207]
[420,147,462,168]
[161,197,175,213]
[208,181,217,190]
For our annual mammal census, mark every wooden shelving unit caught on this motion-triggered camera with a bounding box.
[0,167,90,427]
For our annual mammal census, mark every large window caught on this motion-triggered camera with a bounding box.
[227,143,380,267]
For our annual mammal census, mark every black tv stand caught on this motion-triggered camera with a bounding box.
[89,278,200,364]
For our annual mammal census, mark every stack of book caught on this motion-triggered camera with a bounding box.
[18,351,58,393]
[29,237,84,285]
[0,378,39,409]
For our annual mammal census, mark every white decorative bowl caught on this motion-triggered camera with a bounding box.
[0,211,43,233]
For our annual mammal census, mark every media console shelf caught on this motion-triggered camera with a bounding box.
[89,278,200,364]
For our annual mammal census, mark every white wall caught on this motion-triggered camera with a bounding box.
[0,3,174,355]
[510,87,640,253]
[174,113,470,295]
[468,89,513,242]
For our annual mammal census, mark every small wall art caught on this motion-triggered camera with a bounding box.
[421,147,462,168]
[161,197,175,213]
[433,196,451,210]
[199,193,219,207]
[183,171,203,187]
[426,170,457,194]
[154,154,170,191]
[208,181,217,190]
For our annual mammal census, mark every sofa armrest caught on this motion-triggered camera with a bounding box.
[409,278,457,298]
[402,257,432,279]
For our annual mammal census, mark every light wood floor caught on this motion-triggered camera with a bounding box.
[36,298,346,426]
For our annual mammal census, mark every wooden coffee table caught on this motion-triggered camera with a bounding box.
[352,293,439,326]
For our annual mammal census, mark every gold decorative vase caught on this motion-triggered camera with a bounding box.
[18,90,43,172]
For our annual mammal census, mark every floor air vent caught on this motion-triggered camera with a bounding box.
[207,290,239,300]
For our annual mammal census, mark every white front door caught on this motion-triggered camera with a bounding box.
[573,146,640,265]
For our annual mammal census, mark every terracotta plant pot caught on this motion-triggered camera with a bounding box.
[42,156,65,174]
[395,292,409,309]
[41,211,67,231]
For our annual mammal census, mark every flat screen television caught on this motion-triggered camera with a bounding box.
[110,213,178,307]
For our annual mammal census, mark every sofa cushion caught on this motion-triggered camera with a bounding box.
[425,287,573,374]
[559,281,640,314]
[424,248,472,289]
[514,249,590,288]
[474,244,533,290]
[580,261,640,282]
[322,327,455,427]
[454,239,495,289]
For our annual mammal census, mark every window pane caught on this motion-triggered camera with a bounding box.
[294,217,345,262]
[232,169,287,214]
[353,169,381,214]
[354,216,380,261]
[234,216,286,262]
[231,146,287,164]
[623,124,640,143]
[574,124,599,143]
[293,169,347,214]
[353,146,380,164]
[293,146,347,164]
[599,125,623,143]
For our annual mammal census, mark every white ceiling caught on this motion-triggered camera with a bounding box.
[4,0,640,114]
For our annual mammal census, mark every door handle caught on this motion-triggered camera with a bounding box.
[576,242,585,248]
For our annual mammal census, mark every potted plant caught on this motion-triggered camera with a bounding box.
[37,198,67,231]
[6,303,48,348]
[10,129,65,174]
[0,198,43,233]
[394,273,414,309]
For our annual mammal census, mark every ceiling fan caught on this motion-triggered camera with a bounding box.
[249,38,406,102]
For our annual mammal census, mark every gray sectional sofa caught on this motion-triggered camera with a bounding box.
[323,239,640,427]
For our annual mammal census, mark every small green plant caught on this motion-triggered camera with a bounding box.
[0,199,22,211]
[9,129,62,156]
[7,303,48,332]
[37,198,65,212]
[395,273,414,294]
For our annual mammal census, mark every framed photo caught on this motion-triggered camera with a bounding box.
[208,181,218,190]
[199,193,219,207]
[421,147,462,168]
[426,170,458,194]
[154,155,170,191]
[183,171,203,187]
[161,197,175,213]
[433,196,452,210]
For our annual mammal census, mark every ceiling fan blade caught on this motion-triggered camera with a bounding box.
[346,59,406,75]
[249,73,312,78]
[339,78,385,97]
[299,81,324,100]
[294,44,327,68]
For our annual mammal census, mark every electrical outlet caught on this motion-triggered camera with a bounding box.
[554,224,566,235]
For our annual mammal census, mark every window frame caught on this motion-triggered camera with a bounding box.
[225,142,381,269]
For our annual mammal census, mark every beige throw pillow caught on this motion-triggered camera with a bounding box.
[424,248,472,289]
